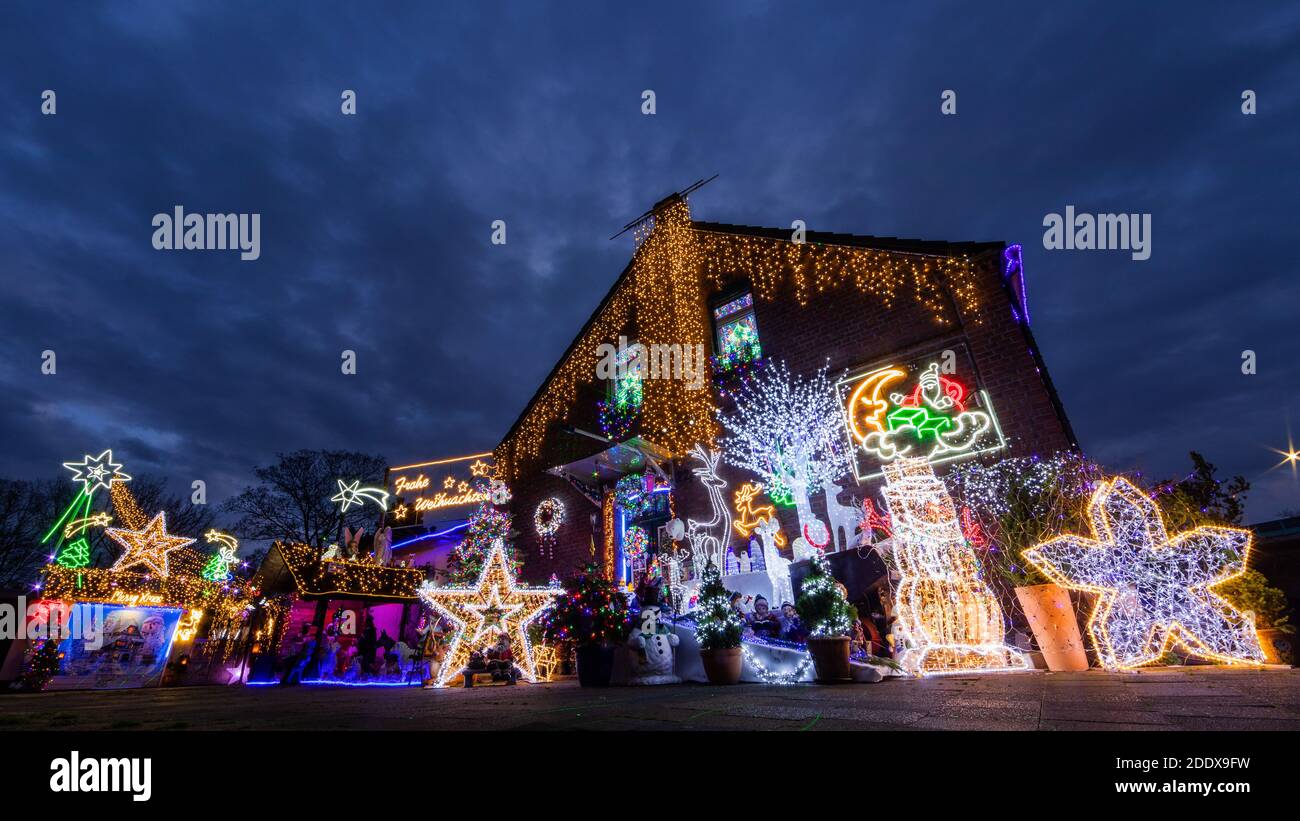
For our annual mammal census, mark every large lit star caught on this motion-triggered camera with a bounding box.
[63,449,131,495]
[1024,478,1265,670]
[332,479,390,512]
[417,541,557,687]
[106,512,197,578]
[469,459,491,478]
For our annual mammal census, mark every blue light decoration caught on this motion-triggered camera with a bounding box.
[390,521,471,551]
[1002,243,1030,324]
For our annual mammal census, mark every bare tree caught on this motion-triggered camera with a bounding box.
[0,478,77,589]
[127,475,218,536]
[221,450,387,547]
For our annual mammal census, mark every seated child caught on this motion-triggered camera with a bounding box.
[749,596,782,639]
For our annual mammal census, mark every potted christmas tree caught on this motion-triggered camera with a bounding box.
[541,564,631,686]
[797,552,856,683]
[694,562,745,684]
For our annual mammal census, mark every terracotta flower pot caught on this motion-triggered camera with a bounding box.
[806,636,852,683]
[1257,629,1294,666]
[700,647,743,685]
[1014,583,1088,671]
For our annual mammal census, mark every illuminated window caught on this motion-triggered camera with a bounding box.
[712,292,762,370]
[609,342,644,411]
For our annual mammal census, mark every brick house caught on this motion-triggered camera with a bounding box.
[494,194,1076,598]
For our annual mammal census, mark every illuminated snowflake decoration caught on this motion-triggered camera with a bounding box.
[1024,478,1265,670]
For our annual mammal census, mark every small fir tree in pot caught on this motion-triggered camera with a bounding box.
[540,563,631,686]
[694,561,746,684]
[797,551,857,682]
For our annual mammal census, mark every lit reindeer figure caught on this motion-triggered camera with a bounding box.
[821,476,863,552]
[754,516,793,607]
[686,444,731,575]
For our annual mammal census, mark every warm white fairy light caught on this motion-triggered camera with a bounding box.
[718,360,851,532]
[881,458,1029,677]
[106,511,197,578]
[1024,477,1265,670]
[417,541,557,687]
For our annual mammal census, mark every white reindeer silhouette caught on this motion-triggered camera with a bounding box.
[686,445,731,575]
[820,476,862,553]
[755,516,794,606]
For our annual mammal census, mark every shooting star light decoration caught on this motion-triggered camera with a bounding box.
[332,479,390,513]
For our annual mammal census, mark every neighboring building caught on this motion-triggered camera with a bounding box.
[494,194,1076,595]
[1251,516,1300,613]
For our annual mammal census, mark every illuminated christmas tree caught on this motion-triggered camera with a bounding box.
[693,562,744,650]
[55,538,91,570]
[450,494,519,585]
[796,551,855,637]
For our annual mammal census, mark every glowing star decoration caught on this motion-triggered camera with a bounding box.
[106,512,197,578]
[838,359,1006,481]
[469,459,492,478]
[332,479,390,513]
[417,541,557,687]
[881,458,1029,677]
[63,449,132,496]
[63,512,113,540]
[1023,478,1265,670]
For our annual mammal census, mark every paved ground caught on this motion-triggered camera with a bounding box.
[1,667,1298,731]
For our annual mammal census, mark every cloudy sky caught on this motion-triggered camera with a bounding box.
[2,2,1297,522]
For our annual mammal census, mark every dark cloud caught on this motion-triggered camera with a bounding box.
[1,2,1297,519]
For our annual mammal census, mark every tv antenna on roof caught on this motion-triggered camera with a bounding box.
[609,174,718,240]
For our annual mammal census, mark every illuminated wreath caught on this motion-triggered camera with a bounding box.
[624,525,650,560]
[614,473,651,517]
[533,498,565,537]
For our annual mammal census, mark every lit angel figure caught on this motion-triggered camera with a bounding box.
[882,458,1029,676]
[1024,478,1265,670]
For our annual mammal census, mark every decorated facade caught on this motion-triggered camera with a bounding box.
[494,194,1074,607]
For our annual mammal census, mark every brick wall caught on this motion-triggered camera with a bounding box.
[505,241,1076,581]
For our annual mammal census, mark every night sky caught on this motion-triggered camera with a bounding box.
[2,3,1297,522]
